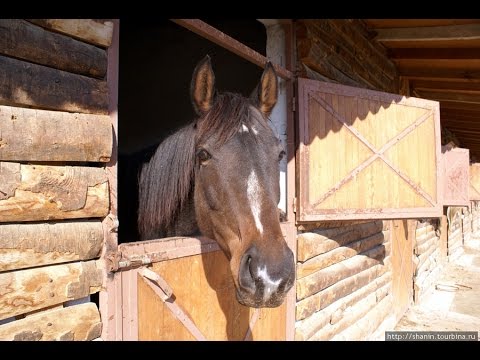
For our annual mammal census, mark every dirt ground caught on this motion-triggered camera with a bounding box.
[391,233,480,338]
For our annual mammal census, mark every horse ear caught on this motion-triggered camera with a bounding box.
[191,55,216,116]
[252,62,278,117]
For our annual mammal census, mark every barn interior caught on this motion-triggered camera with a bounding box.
[363,20,480,160]
[117,19,267,243]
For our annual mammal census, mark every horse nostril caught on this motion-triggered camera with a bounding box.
[239,247,258,295]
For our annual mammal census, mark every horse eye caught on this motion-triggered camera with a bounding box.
[278,150,286,161]
[197,149,211,163]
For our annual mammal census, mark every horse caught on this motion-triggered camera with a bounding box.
[138,55,295,308]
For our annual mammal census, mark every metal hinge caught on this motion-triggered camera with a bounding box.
[117,255,152,270]
[291,96,296,112]
[293,197,297,213]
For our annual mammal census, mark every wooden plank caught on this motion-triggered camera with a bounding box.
[138,251,286,340]
[0,163,109,223]
[171,19,292,80]
[297,244,386,300]
[0,220,103,271]
[100,19,120,341]
[0,302,101,340]
[415,88,480,104]
[471,164,480,200]
[0,55,108,114]
[0,260,102,321]
[399,66,480,80]
[295,269,390,340]
[27,19,114,48]
[0,105,112,162]
[0,19,107,78]
[374,24,480,42]
[365,19,480,29]
[295,258,390,321]
[389,48,480,60]
[297,220,383,262]
[297,232,385,279]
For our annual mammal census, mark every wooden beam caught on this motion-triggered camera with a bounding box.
[27,19,114,48]
[0,19,107,78]
[440,101,480,111]
[389,48,480,60]
[0,163,109,223]
[170,19,292,80]
[0,260,102,321]
[0,303,102,340]
[412,80,480,92]
[415,89,480,104]
[375,24,480,42]
[399,67,480,80]
[405,75,480,83]
[0,220,103,272]
[0,106,112,162]
[0,55,108,114]
[365,19,480,29]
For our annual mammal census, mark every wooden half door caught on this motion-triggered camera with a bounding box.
[118,237,287,340]
[391,220,414,322]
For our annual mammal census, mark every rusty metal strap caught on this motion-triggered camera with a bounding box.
[170,19,293,80]
[309,92,435,207]
[139,268,207,341]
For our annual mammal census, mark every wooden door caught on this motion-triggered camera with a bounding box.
[118,236,287,340]
[297,78,442,222]
[391,220,414,321]
[442,146,469,206]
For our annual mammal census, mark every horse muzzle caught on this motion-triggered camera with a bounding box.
[235,244,295,308]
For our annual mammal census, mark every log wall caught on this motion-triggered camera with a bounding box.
[412,219,442,304]
[472,201,480,235]
[295,220,392,340]
[295,19,399,93]
[0,18,114,340]
[447,206,465,262]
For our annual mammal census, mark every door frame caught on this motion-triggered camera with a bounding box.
[99,19,298,341]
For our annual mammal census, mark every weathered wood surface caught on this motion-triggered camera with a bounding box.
[0,220,103,271]
[0,163,109,222]
[295,269,391,340]
[415,234,439,256]
[0,55,108,114]
[415,249,439,277]
[0,19,107,78]
[0,302,101,340]
[297,244,386,300]
[297,232,386,279]
[297,221,383,262]
[308,283,391,341]
[0,260,101,320]
[0,106,112,162]
[27,19,114,48]
[329,294,393,341]
[296,258,391,321]
[296,20,398,93]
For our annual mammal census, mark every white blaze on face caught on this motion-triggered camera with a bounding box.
[251,126,259,135]
[240,124,249,133]
[247,170,263,235]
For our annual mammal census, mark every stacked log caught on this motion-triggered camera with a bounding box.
[462,207,472,244]
[295,19,399,94]
[0,19,114,340]
[447,207,465,262]
[472,201,480,236]
[295,220,392,340]
[412,220,442,304]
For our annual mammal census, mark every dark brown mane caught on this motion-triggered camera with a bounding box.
[138,91,264,240]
